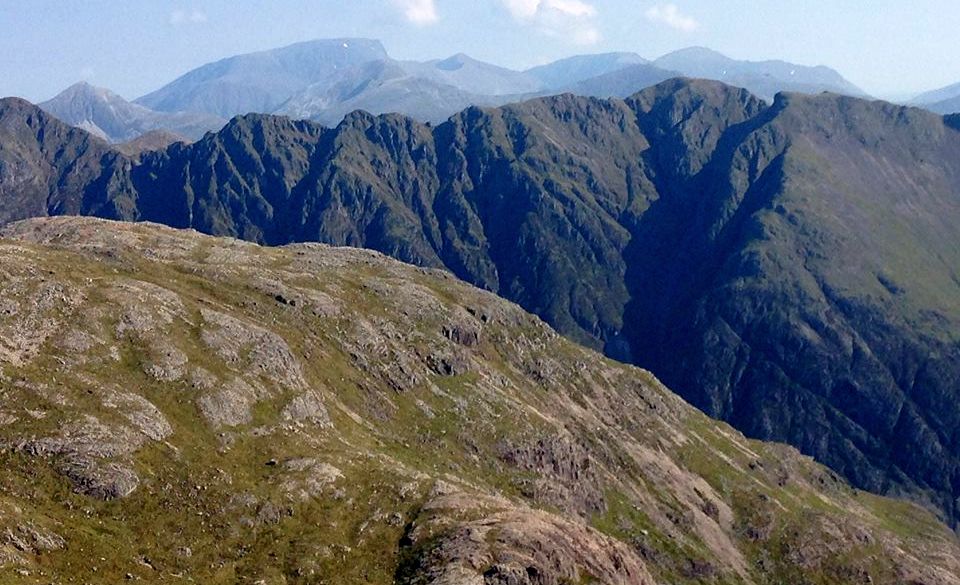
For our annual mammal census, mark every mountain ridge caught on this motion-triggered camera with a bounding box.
[911,80,960,114]
[653,46,867,100]
[2,79,959,530]
[0,215,958,584]
[108,39,866,127]
[39,81,224,143]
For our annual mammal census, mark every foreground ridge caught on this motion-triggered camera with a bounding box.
[0,216,957,584]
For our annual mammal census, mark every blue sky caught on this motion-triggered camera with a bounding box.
[2,0,959,102]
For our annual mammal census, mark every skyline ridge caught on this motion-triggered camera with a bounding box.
[3,1,959,102]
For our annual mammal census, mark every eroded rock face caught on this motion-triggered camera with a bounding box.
[498,435,606,515]
[0,217,957,585]
[400,491,656,585]
[200,307,307,391]
[13,416,144,500]
[281,391,332,427]
[197,377,263,428]
[101,390,173,442]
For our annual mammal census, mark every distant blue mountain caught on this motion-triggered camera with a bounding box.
[912,81,960,114]
[654,47,867,100]
[136,38,390,118]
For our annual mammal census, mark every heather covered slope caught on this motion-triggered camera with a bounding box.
[0,217,958,584]
[2,80,960,529]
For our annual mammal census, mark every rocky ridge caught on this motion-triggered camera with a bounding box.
[2,79,960,530]
[0,216,957,584]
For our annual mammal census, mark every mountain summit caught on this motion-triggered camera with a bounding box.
[39,81,223,143]
[135,38,390,118]
[654,47,867,100]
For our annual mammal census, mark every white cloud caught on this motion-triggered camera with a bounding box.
[169,9,208,25]
[545,0,596,18]
[391,0,438,25]
[502,0,595,19]
[500,0,601,45]
[645,3,699,32]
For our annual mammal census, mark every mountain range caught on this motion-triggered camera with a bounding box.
[34,38,869,146]
[911,81,960,114]
[39,81,224,143]
[0,215,958,584]
[2,78,960,534]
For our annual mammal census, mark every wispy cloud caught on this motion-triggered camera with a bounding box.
[500,0,601,45]
[169,9,208,26]
[645,3,699,32]
[391,0,439,25]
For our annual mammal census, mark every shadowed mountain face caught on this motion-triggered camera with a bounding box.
[0,216,959,584]
[2,79,960,529]
[0,98,122,225]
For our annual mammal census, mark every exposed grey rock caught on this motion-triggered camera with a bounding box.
[110,280,185,338]
[498,436,606,515]
[12,416,145,500]
[3,523,66,554]
[23,416,144,459]
[59,457,140,500]
[188,367,218,391]
[200,308,306,391]
[142,341,189,382]
[0,278,86,367]
[281,391,332,427]
[198,378,263,428]
[280,458,343,500]
[102,391,173,441]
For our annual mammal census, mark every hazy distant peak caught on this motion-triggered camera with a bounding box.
[135,38,391,118]
[525,52,651,89]
[40,79,224,143]
[653,46,865,101]
[659,46,730,62]
[911,80,960,114]
[435,53,474,70]
[51,81,128,103]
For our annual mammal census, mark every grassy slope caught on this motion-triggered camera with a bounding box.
[0,217,956,584]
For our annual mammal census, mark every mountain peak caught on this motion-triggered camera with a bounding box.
[653,46,865,100]
[283,37,388,55]
[660,46,731,62]
[51,80,122,102]
[435,53,475,71]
